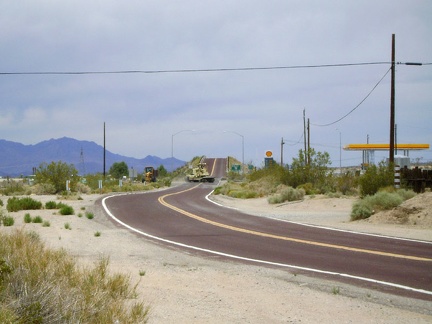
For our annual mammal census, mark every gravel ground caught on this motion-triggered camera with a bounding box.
[1,192,431,323]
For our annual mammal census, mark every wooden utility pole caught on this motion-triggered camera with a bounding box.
[103,122,106,178]
[280,137,285,166]
[307,118,310,165]
[303,109,307,165]
[389,34,396,164]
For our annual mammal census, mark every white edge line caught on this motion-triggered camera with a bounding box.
[205,192,432,245]
[102,193,432,297]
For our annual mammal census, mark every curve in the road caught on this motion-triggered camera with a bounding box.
[101,191,432,298]
[159,186,431,262]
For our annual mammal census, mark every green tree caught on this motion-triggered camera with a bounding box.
[35,161,78,193]
[157,164,168,177]
[359,161,394,196]
[109,162,129,179]
[290,148,332,193]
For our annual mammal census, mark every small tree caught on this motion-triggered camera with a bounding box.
[157,164,168,177]
[109,162,129,179]
[359,161,394,196]
[35,161,78,193]
[289,149,332,192]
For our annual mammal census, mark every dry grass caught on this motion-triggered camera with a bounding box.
[0,230,149,323]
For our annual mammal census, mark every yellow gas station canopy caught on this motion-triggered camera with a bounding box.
[343,143,429,151]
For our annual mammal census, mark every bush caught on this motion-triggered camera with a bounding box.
[359,163,393,196]
[45,201,58,209]
[0,180,26,196]
[351,199,374,220]
[6,197,42,212]
[0,211,15,226]
[350,190,414,221]
[24,213,32,223]
[0,230,149,323]
[32,216,43,224]
[85,212,94,219]
[59,205,74,216]
[268,186,305,204]
[31,183,57,195]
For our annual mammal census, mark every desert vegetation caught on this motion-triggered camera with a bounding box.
[0,230,149,323]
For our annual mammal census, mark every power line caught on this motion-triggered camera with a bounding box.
[311,67,391,127]
[0,61,392,76]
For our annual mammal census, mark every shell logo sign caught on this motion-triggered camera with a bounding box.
[265,150,273,157]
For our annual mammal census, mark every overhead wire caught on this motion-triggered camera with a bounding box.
[0,61,391,75]
[311,67,392,127]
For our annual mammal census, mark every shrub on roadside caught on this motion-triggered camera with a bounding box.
[59,205,74,216]
[6,197,42,212]
[0,230,149,323]
[350,190,415,221]
[45,201,58,209]
[0,210,14,226]
[268,186,305,204]
[24,213,32,223]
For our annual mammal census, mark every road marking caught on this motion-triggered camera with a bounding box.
[158,186,432,262]
[102,193,432,297]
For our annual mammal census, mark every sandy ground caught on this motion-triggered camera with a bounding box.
[1,190,432,323]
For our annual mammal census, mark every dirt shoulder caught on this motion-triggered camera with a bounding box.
[1,192,431,323]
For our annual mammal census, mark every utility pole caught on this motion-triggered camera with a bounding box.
[280,137,285,166]
[307,118,310,165]
[303,109,307,165]
[103,122,106,178]
[389,34,396,164]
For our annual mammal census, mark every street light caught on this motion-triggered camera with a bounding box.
[223,131,244,175]
[171,129,195,171]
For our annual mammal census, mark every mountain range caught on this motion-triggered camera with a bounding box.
[0,137,186,177]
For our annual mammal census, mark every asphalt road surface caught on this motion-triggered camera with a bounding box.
[102,158,432,300]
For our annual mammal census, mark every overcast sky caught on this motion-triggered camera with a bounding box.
[1,1,431,168]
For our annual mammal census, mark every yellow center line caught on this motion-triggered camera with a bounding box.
[158,186,432,262]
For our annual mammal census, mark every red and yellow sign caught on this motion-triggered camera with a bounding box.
[265,150,273,157]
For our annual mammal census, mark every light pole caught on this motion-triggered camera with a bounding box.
[224,131,244,175]
[171,129,195,171]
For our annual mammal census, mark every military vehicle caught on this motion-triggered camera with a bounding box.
[186,162,215,183]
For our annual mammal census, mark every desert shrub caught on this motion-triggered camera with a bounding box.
[0,180,26,196]
[336,172,358,195]
[59,205,74,215]
[372,191,403,210]
[0,211,14,227]
[35,161,78,194]
[359,163,393,196]
[56,202,68,209]
[75,181,91,194]
[268,186,305,204]
[0,230,149,323]
[0,200,3,207]
[31,216,43,224]
[31,183,57,195]
[350,190,413,221]
[351,198,374,220]
[45,201,58,209]
[6,197,42,212]
[396,189,416,201]
[297,182,315,195]
[24,213,32,223]
[85,212,94,219]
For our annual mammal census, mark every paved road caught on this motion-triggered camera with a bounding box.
[102,158,432,300]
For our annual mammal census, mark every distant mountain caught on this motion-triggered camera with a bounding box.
[0,137,186,177]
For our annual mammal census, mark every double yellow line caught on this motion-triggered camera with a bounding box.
[158,186,431,262]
